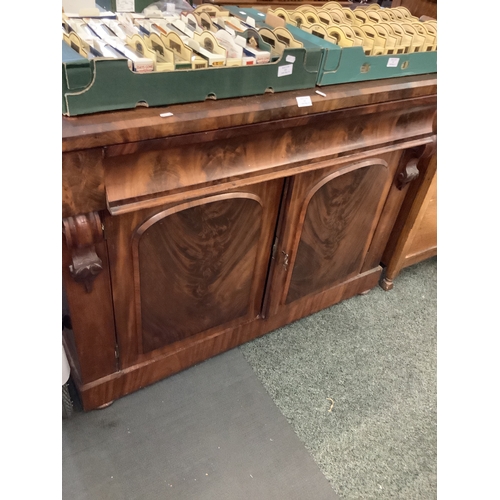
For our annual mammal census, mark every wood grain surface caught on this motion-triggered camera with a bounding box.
[407,171,436,256]
[96,96,435,218]
[104,180,283,369]
[135,195,264,352]
[62,235,118,385]
[286,162,388,303]
[390,0,437,20]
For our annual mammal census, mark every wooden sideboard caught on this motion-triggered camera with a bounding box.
[62,75,437,410]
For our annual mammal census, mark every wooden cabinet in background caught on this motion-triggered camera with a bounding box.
[390,0,437,20]
[62,75,437,410]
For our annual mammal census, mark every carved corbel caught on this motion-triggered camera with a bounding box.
[63,212,104,293]
[396,157,419,190]
[396,139,436,190]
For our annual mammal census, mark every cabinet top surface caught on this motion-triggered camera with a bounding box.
[62,75,436,153]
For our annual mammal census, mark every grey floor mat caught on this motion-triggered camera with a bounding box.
[62,348,339,500]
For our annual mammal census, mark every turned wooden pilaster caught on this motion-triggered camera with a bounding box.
[63,212,104,293]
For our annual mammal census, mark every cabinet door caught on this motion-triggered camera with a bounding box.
[105,179,283,368]
[267,153,402,315]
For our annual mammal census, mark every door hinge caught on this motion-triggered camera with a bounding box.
[115,344,120,360]
[281,250,289,271]
[271,236,278,259]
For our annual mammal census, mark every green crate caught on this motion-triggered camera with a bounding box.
[230,5,437,86]
[62,37,321,115]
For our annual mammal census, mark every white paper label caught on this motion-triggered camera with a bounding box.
[258,13,265,17]
[245,16,256,27]
[160,112,173,117]
[296,96,312,108]
[286,55,296,63]
[387,57,400,68]
[116,0,134,12]
[235,35,247,48]
[215,30,242,58]
[278,64,293,77]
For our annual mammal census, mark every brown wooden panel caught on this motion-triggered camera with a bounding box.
[134,195,264,352]
[391,0,437,19]
[104,98,435,213]
[62,236,118,384]
[286,162,388,303]
[361,148,420,273]
[106,179,283,368]
[62,150,106,218]
[406,172,437,257]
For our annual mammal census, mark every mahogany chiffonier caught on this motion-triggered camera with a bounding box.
[62,74,437,410]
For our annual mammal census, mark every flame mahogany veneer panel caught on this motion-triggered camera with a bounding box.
[135,197,263,352]
[287,163,388,303]
[103,100,435,214]
[105,180,284,370]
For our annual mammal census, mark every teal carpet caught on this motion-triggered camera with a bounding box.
[240,257,437,500]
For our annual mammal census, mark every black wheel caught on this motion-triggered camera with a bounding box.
[62,383,73,419]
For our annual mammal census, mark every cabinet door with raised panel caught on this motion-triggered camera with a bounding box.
[266,152,404,317]
[105,179,283,369]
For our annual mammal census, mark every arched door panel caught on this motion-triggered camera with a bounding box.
[135,196,263,353]
[105,180,283,368]
[286,162,388,303]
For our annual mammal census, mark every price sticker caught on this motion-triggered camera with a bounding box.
[296,96,312,107]
[278,64,293,77]
[116,0,134,12]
